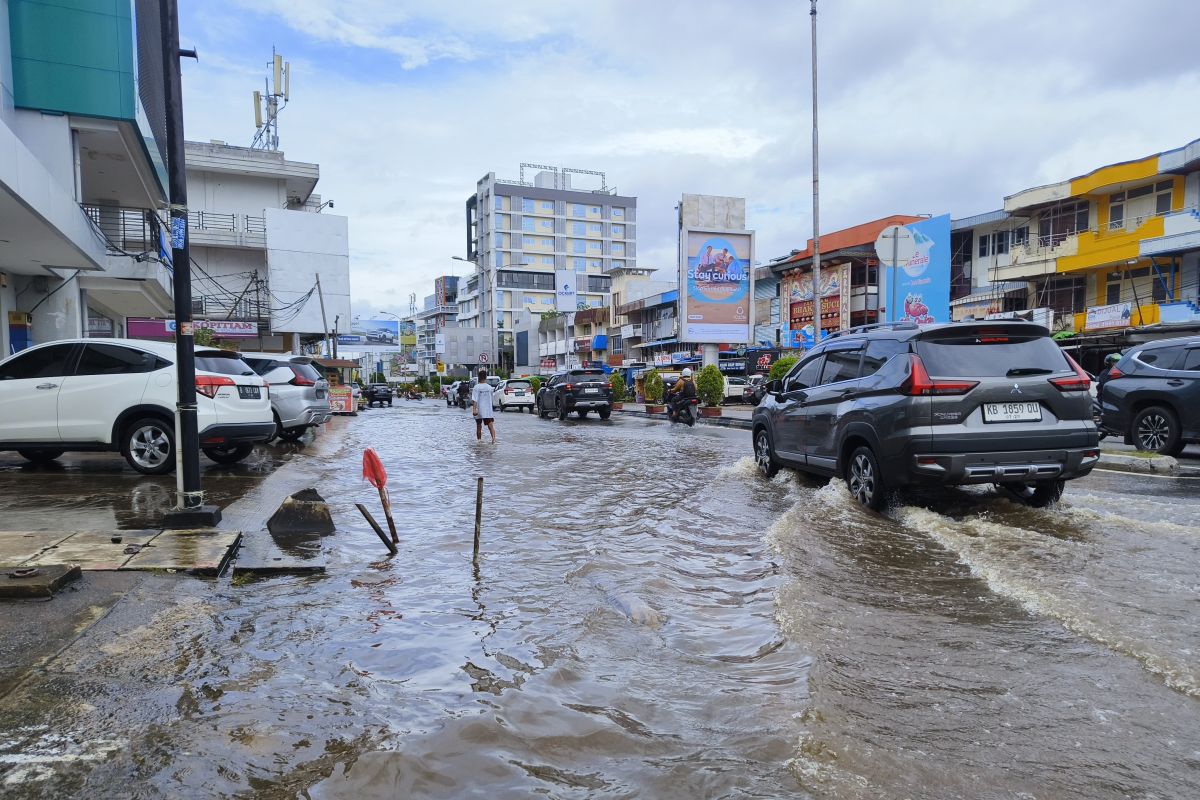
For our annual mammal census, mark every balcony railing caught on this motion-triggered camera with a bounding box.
[187,211,266,235]
[81,204,166,257]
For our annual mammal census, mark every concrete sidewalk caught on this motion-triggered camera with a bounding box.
[615,404,1200,478]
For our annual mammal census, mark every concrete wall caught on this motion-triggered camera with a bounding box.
[680,194,746,230]
[264,208,351,334]
[14,273,84,344]
[10,110,74,196]
[187,169,285,216]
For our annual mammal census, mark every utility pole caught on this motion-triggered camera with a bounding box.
[161,0,218,527]
[809,0,822,347]
[333,314,339,359]
[316,273,330,358]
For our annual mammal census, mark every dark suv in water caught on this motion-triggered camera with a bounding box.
[1098,334,1200,454]
[537,369,613,420]
[751,321,1100,510]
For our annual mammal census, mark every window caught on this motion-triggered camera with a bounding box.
[0,344,76,380]
[494,232,504,248]
[76,344,159,376]
[571,203,585,217]
[541,297,553,305]
[785,356,824,392]
[612,242,624,254]
[573,257,586,272]
[522,218,535,232]
[195,354,255,376]
[1037,200,1090,247]
[994,230,1009,255]
[587,275,612,292]
[587,241,601,251]
[612,207,624,218]
[820,348,862,385]
[494,196,503,211]
[915,335,1068,377]
[523,296,536,306]
[521,198,534,213]
[1109,193,1125,229]
[494,251,504,267]
[1137,346,1184,367]
[1106,282,1120,304]
[978,234,989,258]
[541,237,553,247]
[861,339,907,375]
[538,219,553,230]
[497,272,555,290]
[612,224,623,236]
[1156,181,1174,215]
[523,235,536,247]
[588,223,602,234]
[1012,226,1029,247]
[589,259,602,269]
[572,221,585,236]
[1181,349,1200,371]
[540,201,554,211]
[540,255,554,265]
[572,240,586,254]
[590,206,600,214]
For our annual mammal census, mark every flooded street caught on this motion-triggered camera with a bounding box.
[1,403,1198,798]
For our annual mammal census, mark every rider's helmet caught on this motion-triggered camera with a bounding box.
[1104,352,1121,365]
[682,368,693,378]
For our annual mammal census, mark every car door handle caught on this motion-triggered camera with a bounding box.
[35,383,58,390]
[1167,379,1185,386]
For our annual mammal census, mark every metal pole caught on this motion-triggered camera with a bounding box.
[160,0,204,517]
[891,233,898,323]
[473,476,483,558]
[315,273,330,358]
[810,0,822,346]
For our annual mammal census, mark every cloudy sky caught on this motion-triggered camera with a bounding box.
[178,0,1200,317]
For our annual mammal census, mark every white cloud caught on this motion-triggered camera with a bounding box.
[180,0,1200,313]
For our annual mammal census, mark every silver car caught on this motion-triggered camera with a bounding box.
[239,352,331,441]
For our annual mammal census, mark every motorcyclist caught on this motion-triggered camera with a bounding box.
[456,379,471,407]
[668,367,697,419]
[1096,352,1121,396]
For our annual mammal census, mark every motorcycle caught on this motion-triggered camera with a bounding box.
[667,397,698,427]
[1092,398,1107,441]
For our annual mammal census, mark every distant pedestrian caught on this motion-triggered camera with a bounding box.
[471,368,497,443]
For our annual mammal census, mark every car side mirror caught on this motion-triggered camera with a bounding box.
[768,379,783,398]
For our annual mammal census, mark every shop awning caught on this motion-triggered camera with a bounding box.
[949,282,1029,307]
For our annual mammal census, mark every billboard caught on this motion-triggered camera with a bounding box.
[784,262,851,335]
[339,318,409,350]
[439,327,491,367]
[679,228,754,343]
[555,269,578,312]
[883,214,951,324]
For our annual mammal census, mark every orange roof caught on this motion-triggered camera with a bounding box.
[777,214,924,267]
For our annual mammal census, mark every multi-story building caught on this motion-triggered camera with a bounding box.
[948,210,1032,321]
[1,0,173,354]
[463,165,635,372]
[412,275,457,376]
[996,137,1200,333]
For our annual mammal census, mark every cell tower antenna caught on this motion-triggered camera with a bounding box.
[251,47,290,150]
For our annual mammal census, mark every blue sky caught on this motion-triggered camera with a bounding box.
[177,0,1200,317]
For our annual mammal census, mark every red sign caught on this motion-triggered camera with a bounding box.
[790,295,841,330]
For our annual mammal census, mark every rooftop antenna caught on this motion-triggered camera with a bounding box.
[251,47,290,150]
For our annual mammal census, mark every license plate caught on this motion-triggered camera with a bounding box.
[514,391,524,396]
[983,402,1041,423]
[584,388,600,394]
[238,386,261,400]
[316,389,326,398]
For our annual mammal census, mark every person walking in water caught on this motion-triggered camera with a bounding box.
[471,368,497,443]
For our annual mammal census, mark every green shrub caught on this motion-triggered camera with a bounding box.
[529,376,542,395]
[609,372,626,402]
[696,364,724,407]
[643,369,664,403]
[768,356,798,382]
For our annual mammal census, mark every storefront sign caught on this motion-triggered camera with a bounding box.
[783,263,851,336]
[328,386,354,414]
[1085,302,1132,330]
[126,318,258,338]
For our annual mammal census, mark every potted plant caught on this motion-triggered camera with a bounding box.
[609,373,627,410]
[696,364,725,417]
[643,368,665,413]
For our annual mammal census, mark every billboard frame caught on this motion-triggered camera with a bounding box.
[678,225,756,344]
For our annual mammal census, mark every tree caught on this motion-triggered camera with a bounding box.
[371,371,387,383]
[529,376,542,395]
[696,364,724,407]
[192,326,215,347]
[643,368,664,403]
[769,356,798,382]
[609,372,626,402]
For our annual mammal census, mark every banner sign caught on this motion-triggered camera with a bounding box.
[883,214,951,324]
[555,269,578,312]
[328,386,354,414]
[680,228,754,343]
[127,318,258,338]
[1085,302,1132,330]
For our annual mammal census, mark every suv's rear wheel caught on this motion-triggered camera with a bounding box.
[1132,405,1183,455]
[598,406,611,420]
[122,417,175,475]
[576,409,588,419]
[277,426,307,442]
[753,429,780,478]
[203,443,255,464]
[17,449,64,464]
[557,399,568,421]
[999,479,1065,508]
[846,446,887,511]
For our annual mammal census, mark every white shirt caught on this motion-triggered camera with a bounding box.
[470,382,495,418]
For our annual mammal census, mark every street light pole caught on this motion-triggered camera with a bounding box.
[809,0,822,346]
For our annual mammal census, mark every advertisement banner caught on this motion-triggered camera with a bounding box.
[328,386,354,414]
[127,318,258,339]
[1085,302,1132,330]
[555,269,577,312]
[680,228,754,343]
[782,262,850,347]
[883,214,951,324]
[344,318,401,349]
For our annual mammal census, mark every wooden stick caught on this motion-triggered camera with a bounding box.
[379,487,399,544]
[473,476,483,558]
[356,503,397,554]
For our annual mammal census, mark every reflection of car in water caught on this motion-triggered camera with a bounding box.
[366,329,396,344]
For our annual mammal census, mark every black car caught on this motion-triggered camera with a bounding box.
[364,383,393,407]
[1099,334,1200,454]
[537,369,613,420]
[752,321,1100,510]
[743,374,768,405]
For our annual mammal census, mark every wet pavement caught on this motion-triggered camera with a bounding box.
[0,402,1197,798]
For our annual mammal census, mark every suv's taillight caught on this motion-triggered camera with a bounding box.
[289,366,316,386]
[1107,365,1124,380]
[563,383,574,391]
[900,355,979,396]
[196,375,235,399]
[1049,354,1091,392]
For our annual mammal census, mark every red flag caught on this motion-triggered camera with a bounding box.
[362,448,387,489]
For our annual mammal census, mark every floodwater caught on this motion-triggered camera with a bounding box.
[0,402,1198,798]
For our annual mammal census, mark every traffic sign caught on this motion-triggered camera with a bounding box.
[479,352,490,364]
[874,225,915,268]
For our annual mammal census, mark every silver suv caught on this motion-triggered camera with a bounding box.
[239,353,331,442]
[752,321,1100,509]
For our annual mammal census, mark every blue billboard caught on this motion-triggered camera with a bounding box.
[884,214,950,324]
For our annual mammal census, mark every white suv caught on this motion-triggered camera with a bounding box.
[0,338,274,474]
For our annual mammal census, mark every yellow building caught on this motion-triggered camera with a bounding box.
[999,137,1200,333]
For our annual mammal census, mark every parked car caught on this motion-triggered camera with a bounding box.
[239,352,331,442]
[1098,334,1200,454]
[724,376,748,403]
[0,338,274,474]
[364,383,393,407]
[751,321,1099,510]
[496,379,535,412]
[444,381,460,406]
[536,368,613,420]
[743,374,768,405]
